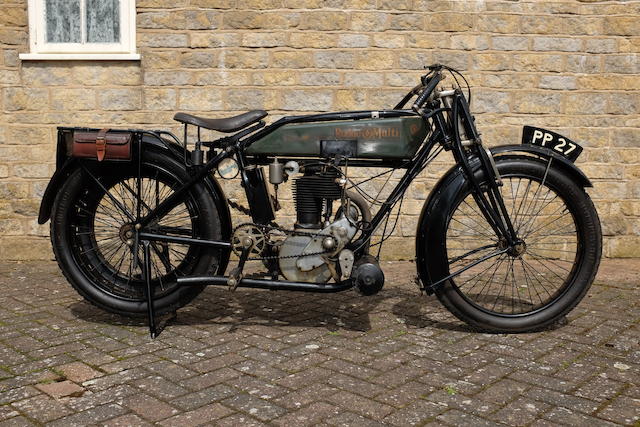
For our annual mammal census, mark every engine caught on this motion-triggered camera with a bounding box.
[273,163,369,283]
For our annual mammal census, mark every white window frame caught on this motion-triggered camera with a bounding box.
[20,0,140,60]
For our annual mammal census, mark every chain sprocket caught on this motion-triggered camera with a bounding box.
[227,199,331,261]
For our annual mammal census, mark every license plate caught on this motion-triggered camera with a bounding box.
[522,126,583,162]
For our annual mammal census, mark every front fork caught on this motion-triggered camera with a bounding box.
[440,91,519,246]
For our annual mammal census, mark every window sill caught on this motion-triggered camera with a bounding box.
[19,53,141,60]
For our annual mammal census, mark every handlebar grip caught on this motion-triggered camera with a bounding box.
[412,73,442,111]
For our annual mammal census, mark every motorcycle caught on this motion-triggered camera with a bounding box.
[38,64,602,338]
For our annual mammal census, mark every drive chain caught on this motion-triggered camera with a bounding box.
[227,199,331,261]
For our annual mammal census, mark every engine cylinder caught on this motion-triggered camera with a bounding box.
[293,169,342,227]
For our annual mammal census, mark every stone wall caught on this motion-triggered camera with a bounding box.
[0,0,638,260]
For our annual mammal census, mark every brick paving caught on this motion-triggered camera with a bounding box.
[0,259,638,426]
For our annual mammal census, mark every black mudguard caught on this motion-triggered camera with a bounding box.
[415,144,592,294]
[37,136,233,255]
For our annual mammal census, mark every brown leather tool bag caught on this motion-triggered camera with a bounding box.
[71,128,132,161]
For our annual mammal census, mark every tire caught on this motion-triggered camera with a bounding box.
[51,150,228,317]
[428,156,602,332]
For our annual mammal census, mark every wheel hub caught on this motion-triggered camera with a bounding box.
[119,224,134,243]
[508,240,527,257]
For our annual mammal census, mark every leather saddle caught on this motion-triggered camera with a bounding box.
[173,110,267,133]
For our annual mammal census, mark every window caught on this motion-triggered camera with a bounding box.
[20,0,139,60]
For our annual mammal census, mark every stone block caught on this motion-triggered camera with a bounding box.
[144,88,177,110]
[472,53,512,71]
[72,65,112,85]
[472,90,510,113]
[314,51,356,69]
[190,33,240,48]
[242,32,287,47]
[193,70,250,86]
[138,33,188,48]
[451,34,490,51]
[356,51,395,70]
[0,29,27,45]
[338,34,369,48]
[185,10,219,30]
[0,6,26,26]
[606,93,639,115]
[271,51,313,68]
[290,33,338,48]
[137,11,186,29]
[388,13,422,31]
[299,72,341,86]
[532,37,582,52]
[281,89,333,111]
[398,52,431,70]
[567,55,602,74]
[3,88,48,111]
[372,34,405,49]
[492,36,529,51]
[300,11,348,31]
[0,69,19,85]
[603,55,639,74]
[253,71,296,86]
[476,14,520,34]
[350,12,389,31]
[141,51,180,69]
[425,12,474,32]
[344,72,384,87]
[178,88,223,111]
[98,89,142,111]
[539,75,577,90]
[222,11,299,29]
[51,88,95,111]
[225,88,276,110]
[220,50,269,68]
[512,91,562,114]
[180,52,218,68]
[603,16,640,36]
[610,129,637,147]
[609,237,640,257]
[584,38,618,54]
[144,70,192,86]
[513,53,564,72]
[564,92,607,115]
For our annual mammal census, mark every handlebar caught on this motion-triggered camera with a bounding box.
[412,71,442,112]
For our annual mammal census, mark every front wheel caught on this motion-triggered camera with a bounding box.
[427,156,602,332]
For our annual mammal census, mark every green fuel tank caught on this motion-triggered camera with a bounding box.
[246,116,427,160]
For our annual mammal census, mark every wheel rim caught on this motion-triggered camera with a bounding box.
[446,173,580,316]
[69,165,207,301]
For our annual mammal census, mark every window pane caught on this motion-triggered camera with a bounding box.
[46,0,81,43]
[86,0,120,43]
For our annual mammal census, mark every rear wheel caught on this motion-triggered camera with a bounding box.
[51,150,228,317]
[431,157,601,332]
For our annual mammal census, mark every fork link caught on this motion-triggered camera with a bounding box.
[228,237,254,291]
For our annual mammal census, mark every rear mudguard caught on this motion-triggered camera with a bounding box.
[415,144,592,295]
[37,136,233,258]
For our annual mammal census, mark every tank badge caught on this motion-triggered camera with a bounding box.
[335,127,400,139]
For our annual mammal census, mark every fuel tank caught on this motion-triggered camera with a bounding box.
[246,116,427,160]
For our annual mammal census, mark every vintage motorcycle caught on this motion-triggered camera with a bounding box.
[39,65,602,337]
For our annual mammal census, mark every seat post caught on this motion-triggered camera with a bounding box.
[192,126,204,166]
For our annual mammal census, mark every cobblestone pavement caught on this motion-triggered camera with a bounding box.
[0,259,638,426]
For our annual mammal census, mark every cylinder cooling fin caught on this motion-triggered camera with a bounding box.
[293,168,342,227]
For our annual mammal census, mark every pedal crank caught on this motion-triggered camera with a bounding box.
[228,235,255,291]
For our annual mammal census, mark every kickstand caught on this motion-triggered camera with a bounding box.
[142,241,158,339]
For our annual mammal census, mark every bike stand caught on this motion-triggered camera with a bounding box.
[142,241,158,339]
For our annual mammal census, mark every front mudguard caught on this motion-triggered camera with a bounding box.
[415,144,592,295]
